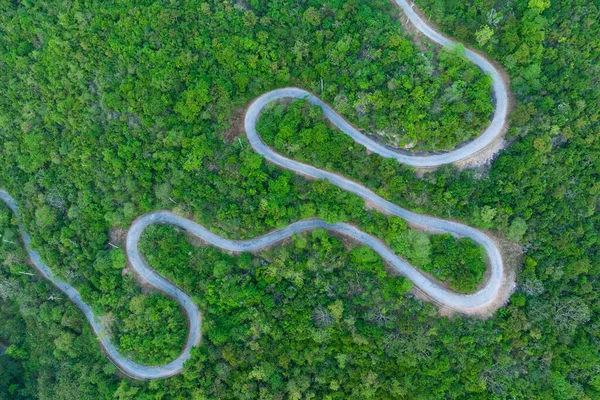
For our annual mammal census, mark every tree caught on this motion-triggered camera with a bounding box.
[475,25,494,47]
[507,217,527,242]
[303,7,321,27]
[528,0,551,12]
[174,80,211,122]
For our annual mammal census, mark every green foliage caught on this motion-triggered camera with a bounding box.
[0,0,599,398]
[303,7,322,27]
[116,294,187,365]
[528,0,551,12]
[427,234,486,292]
[0,203,120,399]
[507,217,528,242]
[259,100,488,291]
[475,25,494,47]
[174,80,212,123]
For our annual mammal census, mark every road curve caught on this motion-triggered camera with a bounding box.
[0,0,511,380]
[249,1,509,167]
[0,189,201,379]
[390,0,509,166]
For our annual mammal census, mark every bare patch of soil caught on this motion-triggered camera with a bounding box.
[109,227,127,249]
[221,106,247,143]
[454,137,506,171]
[185,231,208,248]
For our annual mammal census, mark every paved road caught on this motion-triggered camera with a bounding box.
[389,0,509,166]
[0,0,511,380]
[0,190,200,379]
[249,1,509,167]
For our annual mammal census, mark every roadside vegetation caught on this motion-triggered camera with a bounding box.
[0,0,490,371]
[258,99,487,292]
[0,0,599,398]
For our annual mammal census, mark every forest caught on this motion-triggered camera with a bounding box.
[1,0,599,398]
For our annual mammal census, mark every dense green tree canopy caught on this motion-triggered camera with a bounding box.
[0,0,599,398]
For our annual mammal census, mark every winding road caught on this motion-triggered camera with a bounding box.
[0,0,511,380]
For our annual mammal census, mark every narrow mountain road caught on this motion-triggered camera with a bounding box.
[0,0,512,380]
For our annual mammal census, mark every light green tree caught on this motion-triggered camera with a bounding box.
[475,25,494,47]
[303,7,321,27]
[528,0,551,12]
[507,217,528,242]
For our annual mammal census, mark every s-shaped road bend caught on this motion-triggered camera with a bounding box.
[0,0,512,380]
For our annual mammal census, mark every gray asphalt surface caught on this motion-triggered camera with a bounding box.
[0,0,511,380]
[0,190,200,379]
